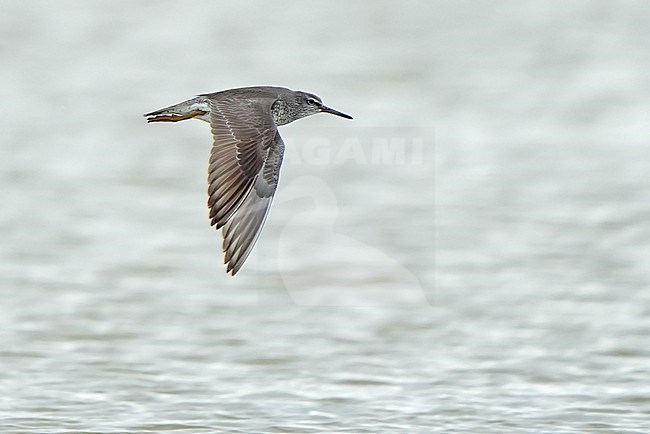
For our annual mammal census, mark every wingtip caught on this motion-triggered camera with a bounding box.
[225,262,239,276]
[224,253,243,276]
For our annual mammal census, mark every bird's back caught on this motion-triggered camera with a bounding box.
[200,86,291,102]
[145,87,290,124]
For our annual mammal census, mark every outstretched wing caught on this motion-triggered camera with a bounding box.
[206,95,284,275]
[221,135,284,275]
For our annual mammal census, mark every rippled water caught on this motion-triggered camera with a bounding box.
[2,1,650,432]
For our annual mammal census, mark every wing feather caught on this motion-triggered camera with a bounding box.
[221,138,284,275]
[207,96,276,228]
[206,95,284,274]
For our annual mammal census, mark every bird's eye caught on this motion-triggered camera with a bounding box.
[307,98,317,105]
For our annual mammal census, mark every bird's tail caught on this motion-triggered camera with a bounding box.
[144,96,210,123]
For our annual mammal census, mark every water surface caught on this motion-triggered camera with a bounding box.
[1,1,649,432]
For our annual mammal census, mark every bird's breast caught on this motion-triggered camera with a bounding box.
[271,100,294,126]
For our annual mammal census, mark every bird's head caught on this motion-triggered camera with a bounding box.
[293,91,353,120]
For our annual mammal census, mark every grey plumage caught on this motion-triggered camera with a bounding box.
[144,86,352,275]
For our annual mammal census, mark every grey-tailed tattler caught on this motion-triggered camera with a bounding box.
[145,86,353,275]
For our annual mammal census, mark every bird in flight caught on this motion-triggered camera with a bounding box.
[144,86,353,275]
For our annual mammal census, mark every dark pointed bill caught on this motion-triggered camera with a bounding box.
[320,105,353,120]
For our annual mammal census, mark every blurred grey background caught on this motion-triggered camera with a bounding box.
[1,1,649,432]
